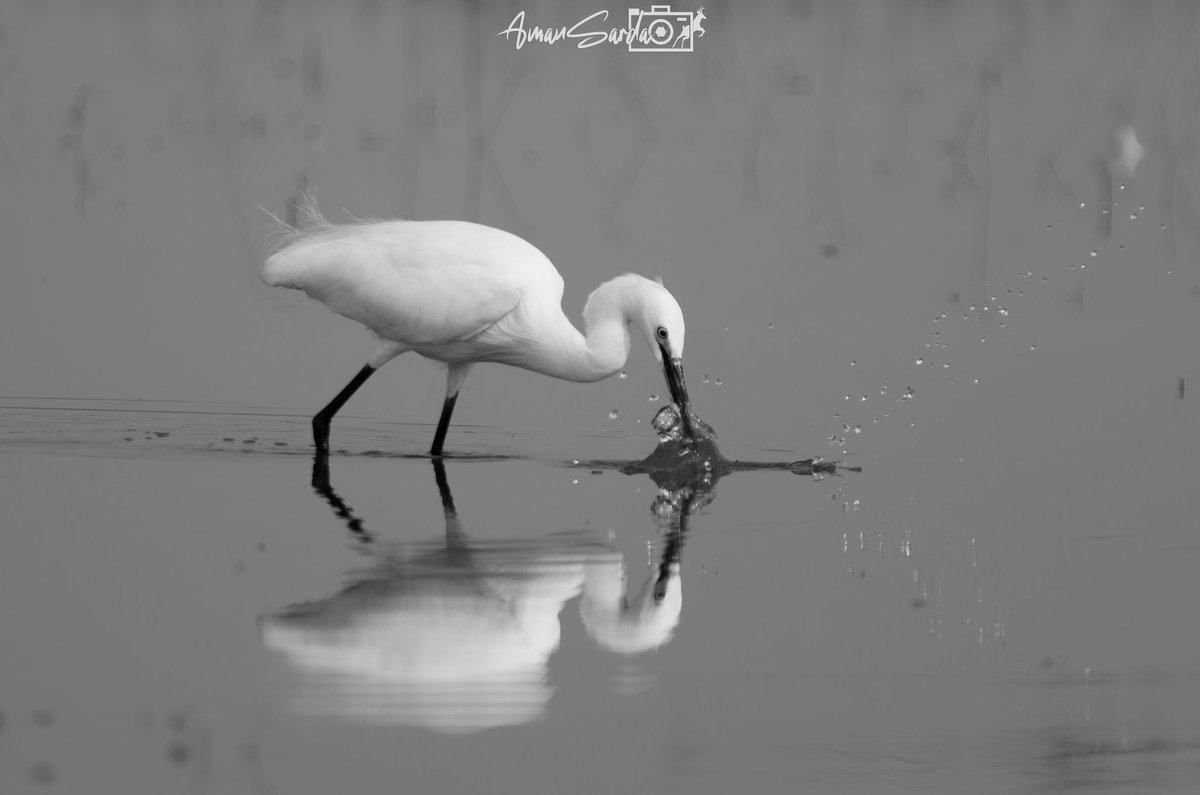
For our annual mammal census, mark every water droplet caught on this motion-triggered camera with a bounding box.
[714,377,723,386]
[702,374,710,383]
[1079,202,1086,209]
[571,478,579,485]
[1045,223,1053,230]
[861,394,869,402]
[618,371,628,380]
[1090,250,1098,257]
[608,410,619,419]
[723,324,729,330]
[1130,213,1138,221]
[915,357,925,365]
[899,387,915,402]
[648,393,660,402]
[767,322,775,329]
[842,424,851,433]
[1029,344,1037,351]
[943,362,950,369]
[997,307,1009,316]
[849,360,857,366]
[854,425,862,434]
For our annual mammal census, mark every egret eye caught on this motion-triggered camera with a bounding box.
[656,326,668,340]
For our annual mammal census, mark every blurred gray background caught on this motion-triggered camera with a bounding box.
[2,0,1196,455]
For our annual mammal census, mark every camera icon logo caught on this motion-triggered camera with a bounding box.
[628,5,706,52]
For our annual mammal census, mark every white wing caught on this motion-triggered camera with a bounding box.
[264,219,562,346]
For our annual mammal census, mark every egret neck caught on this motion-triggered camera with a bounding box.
[506,278,634,383]
[512,275,697,439]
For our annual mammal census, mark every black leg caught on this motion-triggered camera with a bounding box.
[429,392,459,456]
[313,364,376,455]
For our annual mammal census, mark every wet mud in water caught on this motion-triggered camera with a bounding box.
[581,405,859,490]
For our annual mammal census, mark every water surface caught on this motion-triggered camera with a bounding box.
[3,398,1199,794]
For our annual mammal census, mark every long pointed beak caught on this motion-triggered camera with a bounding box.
[659,347,696,440]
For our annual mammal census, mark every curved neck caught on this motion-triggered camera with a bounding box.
[515,278,637,383]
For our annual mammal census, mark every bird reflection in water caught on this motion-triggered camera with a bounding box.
[260,455,689,734]
[261,406,855,732]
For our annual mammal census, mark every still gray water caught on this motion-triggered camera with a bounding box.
[2,2,1200,793]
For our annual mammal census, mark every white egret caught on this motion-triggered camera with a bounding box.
[263,202,696,455]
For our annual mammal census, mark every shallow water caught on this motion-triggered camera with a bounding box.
[3,398,1199,794]
[4,1,1200,793]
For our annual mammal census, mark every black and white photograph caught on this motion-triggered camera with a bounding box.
[1,2,1199,793]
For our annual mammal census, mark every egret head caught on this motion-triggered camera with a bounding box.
[585,274,697,438]
[633,278,686,363]
[631,278,695,440]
